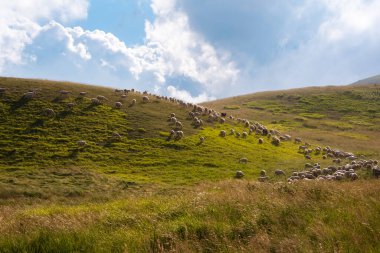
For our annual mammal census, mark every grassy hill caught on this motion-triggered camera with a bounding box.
[203,84,380,157]
[0,77,379,252]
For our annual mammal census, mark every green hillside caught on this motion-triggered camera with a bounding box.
[203,84,380,157]
[0,77,379,252]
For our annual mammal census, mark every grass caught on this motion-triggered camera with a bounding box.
[203,84,380,156]
[0,77,380,252]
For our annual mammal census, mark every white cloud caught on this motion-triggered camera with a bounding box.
[0,0,238,103]
[167,85,215,103]
[0,0,89,70]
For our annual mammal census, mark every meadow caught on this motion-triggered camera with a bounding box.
[0,77,379,252]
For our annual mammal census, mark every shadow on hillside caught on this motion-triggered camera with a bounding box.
[56,110,71,119]
[30,119,45,128]
[10,97,30,111]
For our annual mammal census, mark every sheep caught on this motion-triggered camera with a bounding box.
[142,96,150,103]
[130,99,137,106]
[235,170,245,179]
[23,91,36,99]
[373,167,380,178]
[275,169,286,176]
[199,136,205,143]
[67,103,75,110]
[115,102,122,109]
[170,113,176,118]
[43,108,55,118]
[239,158,248,164]
[220,130,226,137]
[230,129,235,135]
[305,155,311,160]
[220,118,226,124]
[294,137,302,144]
[271,136,280,146]
[59,90,71,95]
[242,132,248,138]
[258,138,264,144]
[79,92,87,96]
[121,94,127,98]
[97,95,108,101]
[91,98,101,105]
[175,130,184,140]
[175,121,183,129]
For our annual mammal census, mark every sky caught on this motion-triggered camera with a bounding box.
[1,0,380,102]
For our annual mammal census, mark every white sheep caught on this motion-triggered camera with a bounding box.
[97,95,108,101]
[23,91,36,99]
[142,96,150,103]
[275,170,285,176]
[242,132,248,138]
[258,138,264,144]
[175,121,183,129]
[199,136,205,143]
[59,90,71,95]
[115,102,122,109]
[220,130,226,137]
[91,98,101,105]
[239,158,248,164]
[79,92,87,96]
[43,108,55,117]
[175,130,184,140]
[235,170,245,179]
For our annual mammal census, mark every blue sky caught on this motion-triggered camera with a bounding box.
[1,0,379,102]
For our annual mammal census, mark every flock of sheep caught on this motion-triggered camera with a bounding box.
[1,85,379,183]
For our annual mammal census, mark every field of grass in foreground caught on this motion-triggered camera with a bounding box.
[0,77,380,252]
[1,180,380,252]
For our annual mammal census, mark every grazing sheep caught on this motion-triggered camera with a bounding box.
[59,90,71,95]
[260,170,267,177]
[175,121,183,129]
[67,103,75,109]
[275,169,286,176]
[115,102,122,109]
[242,132,248,138]
[373,167,380,178]
[91,98,101,105]
[43,108,55,117]
[230,129,235,135]
[97,95,108,101]
[271,136,280,146]
[131,99,137,106]
[258,138,264,144]
[142,96,150,103]
[220,130,226,137]
[23,91,36,99]
[305,155,311,160]
[294,137,302,144]
[170,113,176,118]
[175,130,184,140]
[239,158,248,164]
[77,140,86,147]
[79,92,87,96]
[199,136,205,143]
[121,94,127,98]
[220,118,225,124]
[235,170,245,179]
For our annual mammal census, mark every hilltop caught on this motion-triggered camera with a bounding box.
[0,77,379,252]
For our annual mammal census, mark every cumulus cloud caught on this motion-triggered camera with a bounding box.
[179,0,380,91]
[167,85,215,103]
[0,0,238,102]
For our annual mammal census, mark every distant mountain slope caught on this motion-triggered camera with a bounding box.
[352,74,380,85]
